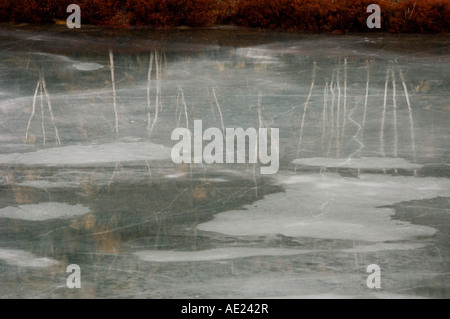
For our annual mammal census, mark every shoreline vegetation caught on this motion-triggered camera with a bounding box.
[0,0,449,33]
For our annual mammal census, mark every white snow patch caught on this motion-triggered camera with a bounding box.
[0,202,90,221]
[0,248,58,268]
[0,142,171,166]
[203,178,229,183]
[235,47,280,63]
[72,62,104,71]
[197,173,450,241]
[17,180,82,189]
[293,157,421,170]
[134,247,308,263]
[342,243,426,253]
[164,172,187,179]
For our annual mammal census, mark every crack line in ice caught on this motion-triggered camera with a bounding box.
[337,96,364,167]
[269,62,316,128]
[39,75,46,145]
[75,178,266,239]
[87,187,190,237]
[41,74,61,145]
[212,87,225,132]
[315,193,336,219]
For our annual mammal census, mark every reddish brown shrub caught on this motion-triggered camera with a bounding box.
[216,0,239,24]
[179,0,219,27]
[399,0,450,33]
[126,0,218,28]
[0,0,448,33]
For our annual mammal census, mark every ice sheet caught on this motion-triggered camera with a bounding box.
[0,29,449,298]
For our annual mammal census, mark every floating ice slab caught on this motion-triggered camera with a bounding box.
[134,247,308,263]
[17,180,82,189]
[164,172,187,179]
[0,202,90,221]
[293,157,422,170]
[236,47,280,63]
[197,174,450,242]
[0,142,171,166]
[202,178,229,183]
[0,248,58,268]
[72,62,104,71]
[341,243,426,253]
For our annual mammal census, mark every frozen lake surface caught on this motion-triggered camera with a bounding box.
[0,26,449,298]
